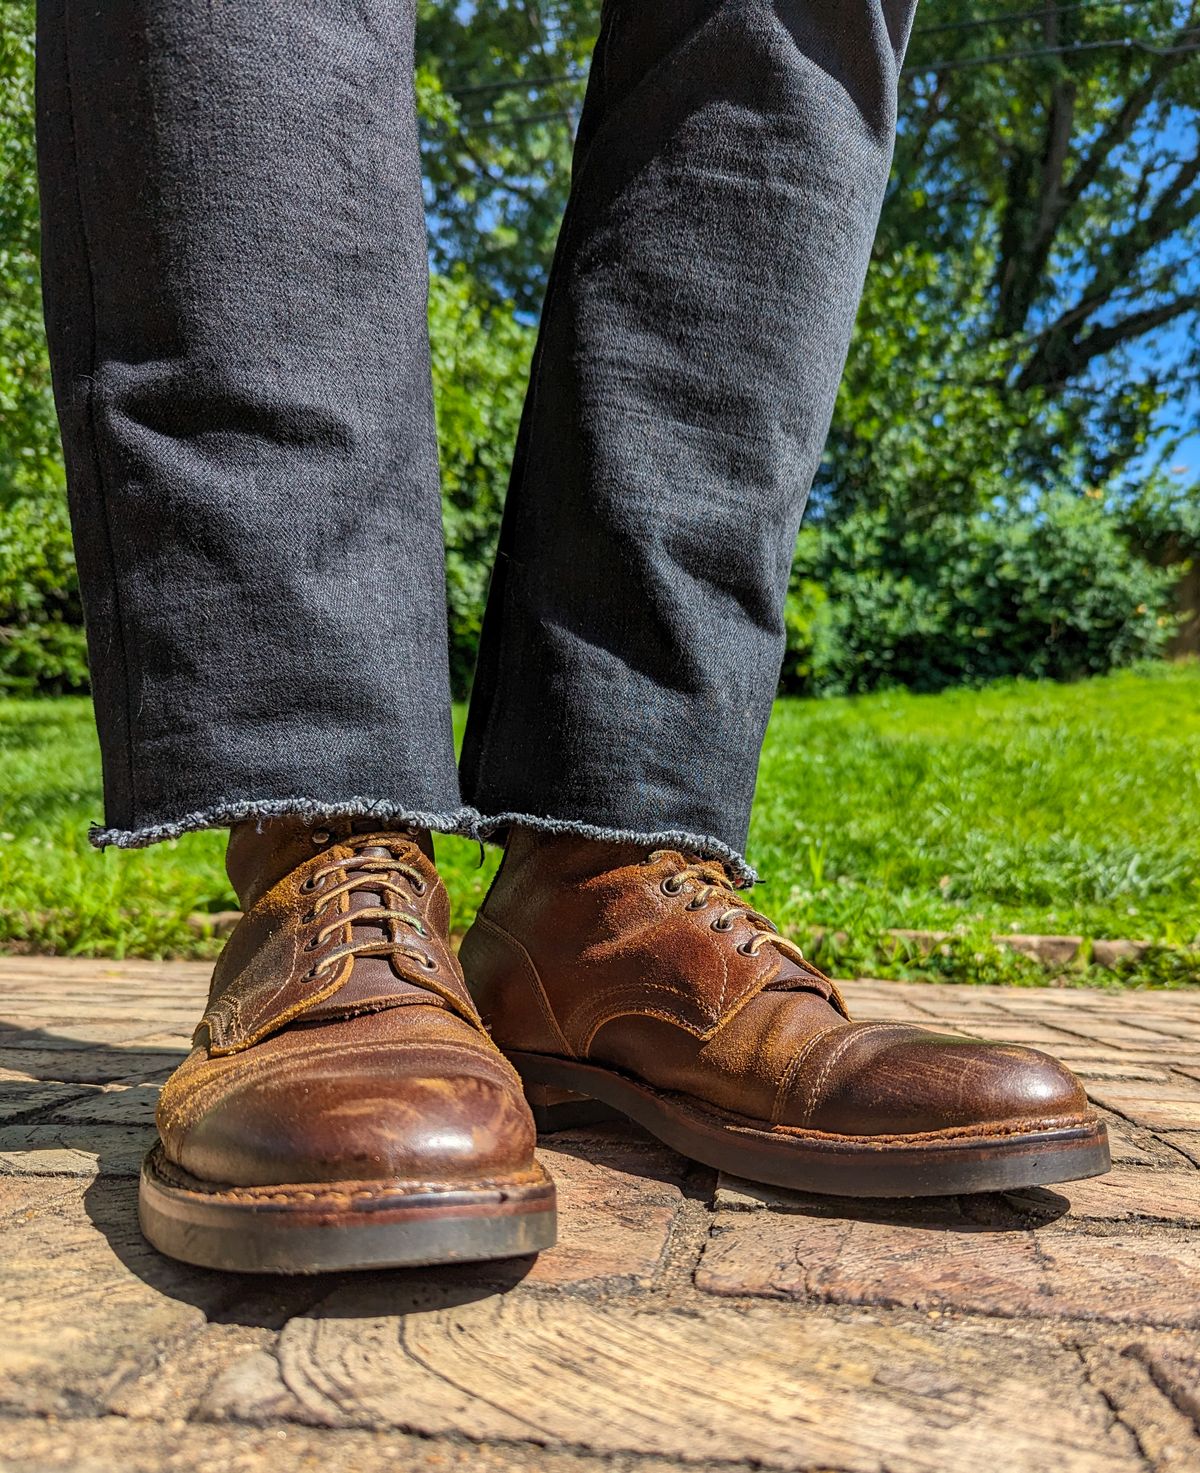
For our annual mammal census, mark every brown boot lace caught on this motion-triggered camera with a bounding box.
[298,834,457,998]
[647,850,847,1011]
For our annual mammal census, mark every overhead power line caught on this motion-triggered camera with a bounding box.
[425,29,1200,122]
[914,0,1163,39]
[912,35,1200,70]
[445,71,585,98]
[425,108,576,135]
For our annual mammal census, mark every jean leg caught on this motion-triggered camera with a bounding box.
[37,0,468,846]
[461,0,916,880]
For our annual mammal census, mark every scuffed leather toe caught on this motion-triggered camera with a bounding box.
[153,832,543,1194]
[172,1031,535,1187]
[789,1023,1089,1136]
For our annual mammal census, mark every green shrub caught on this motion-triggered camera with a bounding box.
[780,577,831,690]
[0,4,82,696]
[428,269,534,694]
[0,492,86,695]
[785,492,1175,696]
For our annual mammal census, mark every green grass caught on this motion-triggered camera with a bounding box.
[2,663,1198,985]
[750,663,1200,985]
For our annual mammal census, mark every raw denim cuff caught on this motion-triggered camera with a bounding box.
[475,810,758,886]
[89,799,482,850]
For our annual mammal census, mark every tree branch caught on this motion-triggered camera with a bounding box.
[993,6,1200,338]
[1057,13,1200,217]
[995,1,1080,333]
[1018,292,1200,389]
[1027,148,1200,347]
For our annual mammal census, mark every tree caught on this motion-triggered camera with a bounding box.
[883,0,1200,491]
[416,0,599,314]
[0,2,85,693]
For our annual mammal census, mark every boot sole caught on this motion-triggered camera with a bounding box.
[510,1052,1111,1198]
[139,1142,556,1273]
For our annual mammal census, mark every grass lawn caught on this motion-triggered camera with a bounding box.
[1,663,1197,985]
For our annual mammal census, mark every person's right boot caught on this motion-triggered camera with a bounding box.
[461,829,1110,1198]
[138,822,554,1273]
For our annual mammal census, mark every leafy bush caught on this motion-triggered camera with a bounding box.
[784,493,1175,696]
[429,270,534,693]
[0,492,86,694]
[1,7,84,695]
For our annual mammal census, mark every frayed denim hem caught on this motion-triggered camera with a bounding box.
[89,799,483,850]
[475,811,759,886]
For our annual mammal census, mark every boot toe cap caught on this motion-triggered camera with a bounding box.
[169,1049,536,1187]
[800,1025,1090,1136]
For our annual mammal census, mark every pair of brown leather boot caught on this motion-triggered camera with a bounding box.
[140,825,1110,1272]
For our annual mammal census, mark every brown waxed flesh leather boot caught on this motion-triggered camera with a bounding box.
[139,828,555,1272]
[460,830,1111,1197]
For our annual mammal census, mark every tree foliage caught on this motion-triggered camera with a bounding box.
[0,0,1195,699]
[886,0,1200,491]
[0,3,58,508]
[903,1,1200,392]
[430,270,533,691]
[416,0,598,314]
[0,3,84,693]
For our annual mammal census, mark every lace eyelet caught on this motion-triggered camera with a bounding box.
[685,897,707,911]
[300,872,323,893]
[301,908,317,924]
[310,829,332,846]
[419,955,438,971]
[736,939,756,956]
[711,916,733,932]
[661,875,685,896]
[411,879,428,897]
[303,935,321,953]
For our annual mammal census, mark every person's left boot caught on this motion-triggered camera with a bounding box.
[460,829,1111,1198]
[139,825,554,1272]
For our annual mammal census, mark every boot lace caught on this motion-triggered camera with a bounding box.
[648,850,843,1006]
[299,837,438,985]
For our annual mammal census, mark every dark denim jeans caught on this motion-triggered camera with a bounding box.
[37,0,914,881]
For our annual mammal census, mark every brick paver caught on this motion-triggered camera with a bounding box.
[1,958,1198,1473]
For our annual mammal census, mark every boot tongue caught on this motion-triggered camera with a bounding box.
[760,950,849,1017]
[680,854,751,896]
[298,840,459,1019]
[227,821,431,909]
[348,819,434,860]
[765,953,831,993]
[322,956,431,1011]
[340,844,428,1000]
[346,843,390,944]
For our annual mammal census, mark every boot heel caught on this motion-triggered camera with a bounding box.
[523,1081,619,1133]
